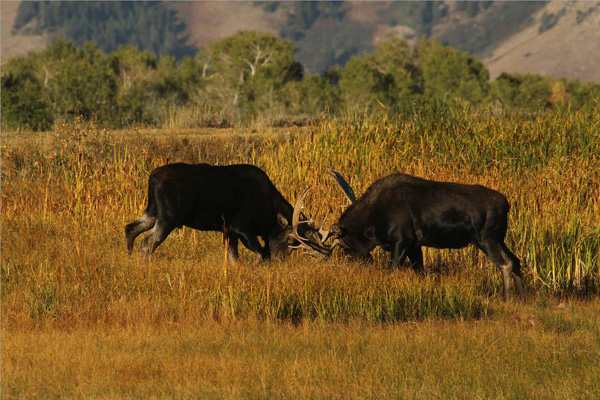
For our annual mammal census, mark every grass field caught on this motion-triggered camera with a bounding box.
[2,105,599,397]
[4,304,600,398]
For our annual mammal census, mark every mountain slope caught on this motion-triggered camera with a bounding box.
[1,1,47,60]
[2,1,599,83]
[167,2,285,49]
[484,2,600,82]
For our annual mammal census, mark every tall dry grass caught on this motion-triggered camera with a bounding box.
[262,105,600,294]
[1,104,599,331]
[4,304,600,399]
[3,105,600,398]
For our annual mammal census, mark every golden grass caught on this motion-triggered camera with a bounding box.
[4,301,600,399]
[2,105,599,397]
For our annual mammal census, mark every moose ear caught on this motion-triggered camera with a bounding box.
[277,213,289,227]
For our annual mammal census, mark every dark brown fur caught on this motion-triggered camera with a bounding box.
[126,163,295,261]
[332,173,523,300]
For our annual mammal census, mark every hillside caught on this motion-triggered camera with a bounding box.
[2,1,599,83]
[0,1,47,60]
[168,2,285,48]
[484,1,600,82]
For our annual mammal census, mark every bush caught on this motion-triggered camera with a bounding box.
[1,56,52,130]
[2,35,599,131]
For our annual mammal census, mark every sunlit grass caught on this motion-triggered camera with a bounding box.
[4,302,600,399]
[2,105,599,329]
[2,105,599,397]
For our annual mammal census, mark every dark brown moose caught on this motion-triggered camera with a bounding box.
[310,169,524,301]
[125,163,328,261]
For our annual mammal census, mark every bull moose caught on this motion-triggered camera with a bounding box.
[125,163,328,261]
[316,169,524,301]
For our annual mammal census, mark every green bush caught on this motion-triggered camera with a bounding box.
[1,56,52,130]
[2,34,599,131]
[489,73,553,109]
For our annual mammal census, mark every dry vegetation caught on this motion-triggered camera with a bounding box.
[2,105,599,397]
[5,308,600,398]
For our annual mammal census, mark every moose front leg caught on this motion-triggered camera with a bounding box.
[236,231,269,262]
[390,241,409,269]
[407,246,424,272]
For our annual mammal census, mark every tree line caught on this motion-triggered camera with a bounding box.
[2,31,599,131]
[12,1,193,58]
[12,1,548,74]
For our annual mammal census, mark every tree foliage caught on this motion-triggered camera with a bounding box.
[2,34,599,131]
[339,38,421,110]
[2,38,117,130]
[489,73,553,109]
[1,55,52,130]
[40,39,118,120]
[207,31,303,114]
[13,1,193,58]
[416,37,488,103]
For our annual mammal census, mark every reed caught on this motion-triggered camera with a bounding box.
[1,104,599,330]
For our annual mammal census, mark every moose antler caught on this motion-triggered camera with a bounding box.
[327,167,356,204]
[290,187,334,257]
[292,187,312,234]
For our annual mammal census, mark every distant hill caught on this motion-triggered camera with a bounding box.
[483,1,600,82]
[2,1,599,83]
[4,1,194,57]
[1,1,47,60]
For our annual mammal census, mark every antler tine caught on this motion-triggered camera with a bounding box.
[292,187,312,234]
[289,186,338,257]
[327,167,356,204]
[317,211,330,239]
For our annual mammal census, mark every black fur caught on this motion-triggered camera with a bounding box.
[126,163,295,261]
[332,173,524,300]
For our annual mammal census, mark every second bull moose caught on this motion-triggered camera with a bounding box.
[311,169,524,301]
[125,163,328,261]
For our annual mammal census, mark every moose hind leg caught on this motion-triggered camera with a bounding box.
[480,241,523,301]
[501,242,524,299]
[125,213,156,254]
[140,220,174,258]
[227,234,239,263]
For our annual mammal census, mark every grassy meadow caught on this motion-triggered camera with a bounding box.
[2,104,600,398]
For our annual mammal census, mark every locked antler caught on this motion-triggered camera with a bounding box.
[290,187,334,257]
